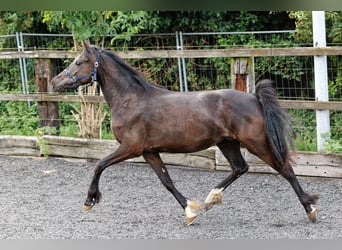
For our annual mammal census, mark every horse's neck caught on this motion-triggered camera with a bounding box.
[97,61,164,112]
[99,73,146,112]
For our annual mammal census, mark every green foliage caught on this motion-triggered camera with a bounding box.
[35,126,58,136]
[186,57,231,91]
[0,11,34,34]
[42,11,154,46]
[0,61,20,92]
[289,109,317,152]
[148,11,294,33]
[289,109,342,153]
[322,133,342,153]
[109,11,153,44]
[0,101,39,135]
[325,11,342,43]
[288,11,342,45]
[288,11,313,45]
[56,102,80,137]
[34,126,58,157]
[129,58,179,90]
[328,57,342,101]
[330,111,342,145]
[255,56,308,83]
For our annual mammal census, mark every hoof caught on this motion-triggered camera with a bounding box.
[186,214,197,226]
[83,204,93,212]
[307,206,317,222]
[204,188,223,211]
[185,200,201,226]
[83,192,102,212]
[83,197,99,212]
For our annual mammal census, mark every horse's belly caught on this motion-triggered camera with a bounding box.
[145,121,226,153]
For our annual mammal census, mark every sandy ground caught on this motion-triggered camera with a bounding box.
[0,155,341,239]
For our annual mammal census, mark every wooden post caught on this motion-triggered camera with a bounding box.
[312,11,330,151]
[34,58,60,130]
[231,57,255,93]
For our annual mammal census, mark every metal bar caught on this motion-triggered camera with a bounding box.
[16,32,26,94]
[20,32,29,95]
[176,31,184,92]
[17,30,296,37]
[182,30,297,36]
[179,32,188,92]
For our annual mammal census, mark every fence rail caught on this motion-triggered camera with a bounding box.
[1,93,342,111]
[1,47,342,60]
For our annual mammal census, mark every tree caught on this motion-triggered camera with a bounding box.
[143,11,295,33]
[0,11,33,34]
[288,11,342,44]
[41,11,155,49]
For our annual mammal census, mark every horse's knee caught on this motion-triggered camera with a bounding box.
[233,162,249,176]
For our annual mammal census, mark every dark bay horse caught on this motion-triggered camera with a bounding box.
[51,42,318,225]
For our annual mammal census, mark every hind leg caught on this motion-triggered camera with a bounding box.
[205,139,249,211]
[246,142,319,222]
[276,164,319,222]
[143,152,201,225]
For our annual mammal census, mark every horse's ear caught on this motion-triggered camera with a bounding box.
[82,41,91,52]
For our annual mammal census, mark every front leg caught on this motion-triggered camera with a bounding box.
[143,152,201,225]
[83,176,103,211]
[83,145,138,211]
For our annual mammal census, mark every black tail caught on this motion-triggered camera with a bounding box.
[255,79,295,168]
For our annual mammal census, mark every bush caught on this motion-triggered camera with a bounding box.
[0,101,39,135]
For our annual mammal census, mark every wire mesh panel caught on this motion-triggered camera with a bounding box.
[101,33,178,50]
[0,59,22,92]
[21,33,74,50]
[181,30,298,49]
[0,34,17,51]
[255,56,316,100]
[182,57,232,91]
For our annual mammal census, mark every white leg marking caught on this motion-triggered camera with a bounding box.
[184,200,201,226]
[204,188,224,210]
[308,205,317,222]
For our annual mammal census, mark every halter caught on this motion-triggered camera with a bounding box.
[64,51,101,89]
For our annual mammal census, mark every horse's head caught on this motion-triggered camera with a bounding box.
[52,41,100,92]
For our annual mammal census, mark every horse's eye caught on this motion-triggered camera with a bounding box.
[76,60,82,66]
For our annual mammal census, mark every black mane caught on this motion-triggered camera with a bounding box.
[102,49,154,91]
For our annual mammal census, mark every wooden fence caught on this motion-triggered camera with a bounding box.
[1,46,342,111]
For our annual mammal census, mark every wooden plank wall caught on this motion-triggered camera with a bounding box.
[1,135,341,178]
